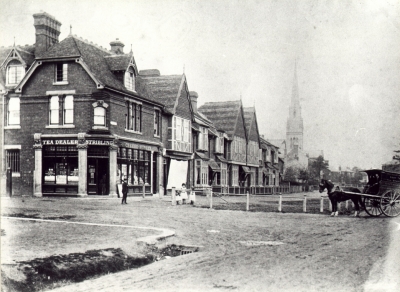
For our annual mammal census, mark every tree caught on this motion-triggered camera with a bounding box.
[308,155,329,184]
[284,166,298,183]
[298,168,309,184]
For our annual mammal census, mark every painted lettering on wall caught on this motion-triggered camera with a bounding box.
[42,139,114,145]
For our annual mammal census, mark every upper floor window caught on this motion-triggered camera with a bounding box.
[125,67,135,91]
[55,63,68,83]
[49,95,74,125]
[94,107,106,126]
[6,60,25,85]
[7,97,20,126]
[125,101,141,132]
[172,116,191,152]
[198,126,208,151]
[154,110,161,136]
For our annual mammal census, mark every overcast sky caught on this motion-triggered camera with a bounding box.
[1,0,399,170]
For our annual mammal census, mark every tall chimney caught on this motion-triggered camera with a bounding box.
[33,11,62,57]
[189,91,198,113]
[110,38,124,54]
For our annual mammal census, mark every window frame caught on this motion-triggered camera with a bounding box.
[7,97,20,126]
[6,63,24,85]
[54,63,68,84]
[154,109,161,137]
[124,67,135,92]
[5,148,20,176]
[48,95,75,127]
[125,100,142,133]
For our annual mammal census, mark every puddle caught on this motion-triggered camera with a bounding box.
[1,244,199,292]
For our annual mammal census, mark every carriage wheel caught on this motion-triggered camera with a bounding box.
[380,190,400,217]
[363,197,383,217]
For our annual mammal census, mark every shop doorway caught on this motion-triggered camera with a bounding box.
[88,158,109,195]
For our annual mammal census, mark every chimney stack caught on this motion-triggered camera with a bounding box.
[189,91,198,113]
[110,38,124,54]
[33,11,62,57]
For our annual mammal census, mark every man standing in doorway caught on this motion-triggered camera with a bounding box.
[122,178,128,204]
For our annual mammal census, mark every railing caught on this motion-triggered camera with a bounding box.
[209,185,316,195]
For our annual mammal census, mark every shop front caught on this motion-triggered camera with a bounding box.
[117,141,159,196]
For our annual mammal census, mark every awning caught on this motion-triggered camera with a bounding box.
[215,155,228,163]
[241,166,251,173]
[195,151,210,161]
[208,127,218,137]
[208,159,221,172]
[167,159,188,189]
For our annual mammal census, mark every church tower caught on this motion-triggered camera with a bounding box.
[286,61,304,153]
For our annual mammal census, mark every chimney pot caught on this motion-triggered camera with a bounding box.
[110,38,124,54]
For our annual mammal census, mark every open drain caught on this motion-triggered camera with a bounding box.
[2,245,200,292]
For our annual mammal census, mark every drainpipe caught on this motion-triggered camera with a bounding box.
[1,93,5,193]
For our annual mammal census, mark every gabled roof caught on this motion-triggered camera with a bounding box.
[105,52,135,72]
[260,137,279,150]
[136,74,186,114]
[198,100,242,138]
[243,107,260,143]
[18,35,148,97]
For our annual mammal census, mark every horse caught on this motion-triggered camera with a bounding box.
[319,179,363,217]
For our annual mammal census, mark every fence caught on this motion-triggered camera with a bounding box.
[210,185,317,196]
[194,191,356,215]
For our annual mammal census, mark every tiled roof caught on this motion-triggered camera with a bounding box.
[243,107,255,135]
[105,53,133,71]
[198,100,241,138]
[39,35,136,95]
[136,74,183,113]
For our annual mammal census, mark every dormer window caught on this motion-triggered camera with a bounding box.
[6,60,24,85]
[54,63,68,84]
[124,67,135,91]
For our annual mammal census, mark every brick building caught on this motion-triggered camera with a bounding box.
[1,12,167,197]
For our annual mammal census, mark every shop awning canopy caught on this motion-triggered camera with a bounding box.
[195,151,210,161]
[208,160,221,172]
[241,166,251,173]
[215,155,228,163]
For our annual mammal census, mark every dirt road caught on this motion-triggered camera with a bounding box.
[1,195,398,292]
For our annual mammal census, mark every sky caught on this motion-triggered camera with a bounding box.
[1,0,399,170]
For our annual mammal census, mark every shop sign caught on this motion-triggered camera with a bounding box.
[42,139,114,145]
[121,142,157,152]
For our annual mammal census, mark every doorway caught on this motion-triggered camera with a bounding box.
[88,158,109,195]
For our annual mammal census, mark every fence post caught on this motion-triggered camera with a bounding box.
[171,187,176,206]
[246,191,249,211]
[303,195,307,213]
[345,200,349,210]
[329,200,332,212]
[278,195,282,212]
[142,184,145,198]
[289,182,291,193]
[320,196,324,213]
[209,188,213,209]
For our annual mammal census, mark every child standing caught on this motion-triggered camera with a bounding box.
[180,183,188,204]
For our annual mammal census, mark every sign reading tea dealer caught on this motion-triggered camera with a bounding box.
[42,139,115,145]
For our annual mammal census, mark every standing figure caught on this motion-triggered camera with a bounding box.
[180,183,188,204]
[121,178,128,204]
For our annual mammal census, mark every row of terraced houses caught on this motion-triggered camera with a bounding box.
[0,12,283,197]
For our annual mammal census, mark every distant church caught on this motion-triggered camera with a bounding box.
[284,61,309,169]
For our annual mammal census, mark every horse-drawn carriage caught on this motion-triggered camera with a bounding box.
[319,169,400,217]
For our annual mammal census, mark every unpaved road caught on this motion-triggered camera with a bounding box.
[1,196,399,292]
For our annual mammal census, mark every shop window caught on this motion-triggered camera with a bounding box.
[55,63,68,84]
[125,101,142,132]
[6,149,20,173]
[195,159,209,186]
[231,165,239,186]
[117,149,150,186]
[43,146,79,185]
[154,110,161,136]
[7,97,20,126]
[6,60,25,85]
[49,95,74,125]
[124,67,135,91]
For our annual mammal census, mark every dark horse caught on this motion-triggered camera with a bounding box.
[319,179,363,217]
